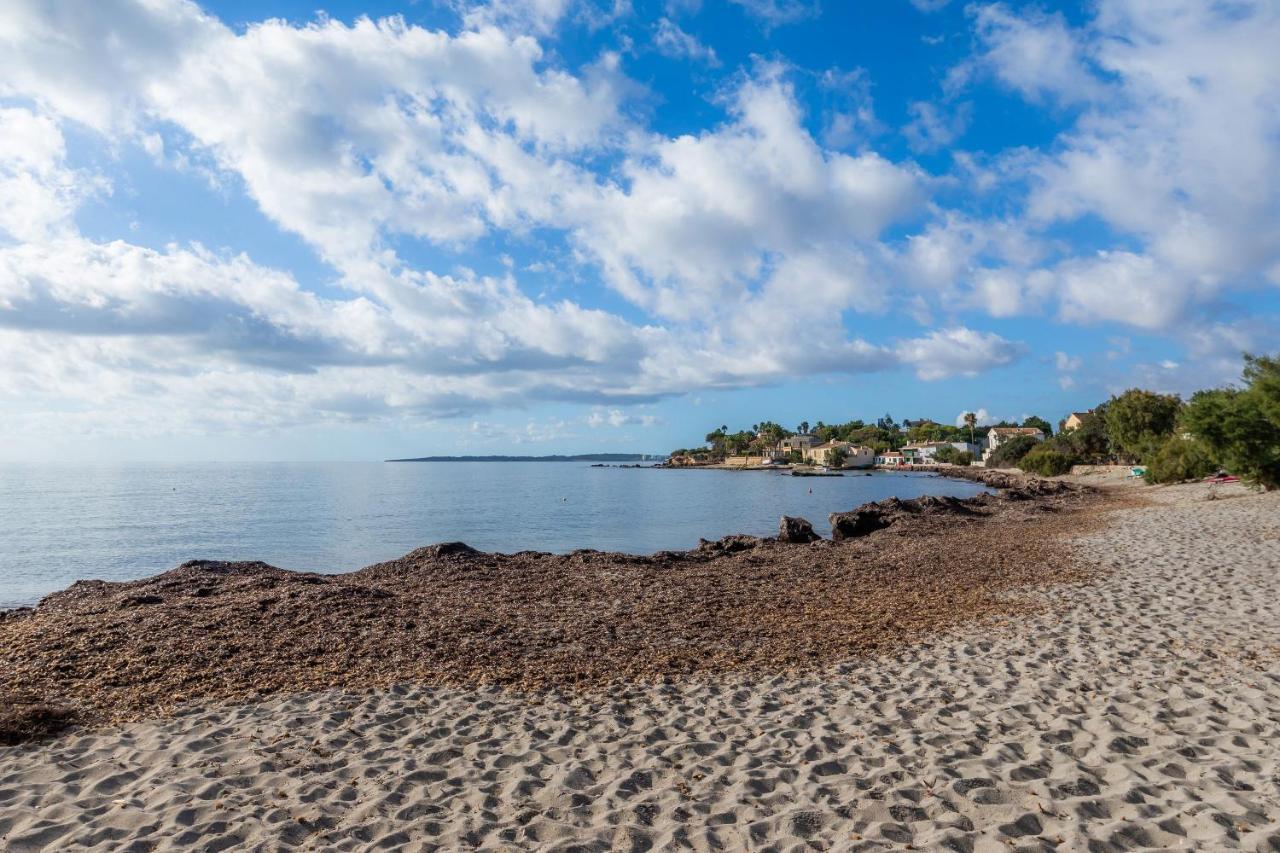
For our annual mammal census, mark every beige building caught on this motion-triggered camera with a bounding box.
[1063,411,1092,432]
[806,441,875,469]
[779,434,819,454]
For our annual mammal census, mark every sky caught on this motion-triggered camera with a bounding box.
[0,0,1278,461]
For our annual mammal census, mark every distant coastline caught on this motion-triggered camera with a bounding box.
[385,453,661,463]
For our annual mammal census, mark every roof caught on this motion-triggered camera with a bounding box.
[1067,411,1092,419]
[990,427,1043,435]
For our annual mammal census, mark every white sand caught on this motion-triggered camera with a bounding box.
[2,481,1279,851]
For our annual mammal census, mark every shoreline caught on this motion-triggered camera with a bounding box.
[2,470,1097,743]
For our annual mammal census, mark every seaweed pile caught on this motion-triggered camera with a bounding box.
[0,475,1101,742]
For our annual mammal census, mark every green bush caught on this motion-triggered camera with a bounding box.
[986,434,1039,468]
[1104,389,1182,463]
[1143,435,1218,484]
[1182,365,1280,491]
[1018,447,1076,477]
[932,445,972,466]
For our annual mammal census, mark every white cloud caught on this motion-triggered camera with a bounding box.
[653,17,718,65]
[1054,351,1082,372]
[570,69,924,321]
[967,3,1105,105]
[902,100,971,153]
[587,408,658,428]
[895,327,1023,381]
[955,408,1000,427]
[728,0,819,27]
[958,0,1280,333]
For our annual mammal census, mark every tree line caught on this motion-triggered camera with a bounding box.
[670,414,1054,462]
[996,353,1279,489]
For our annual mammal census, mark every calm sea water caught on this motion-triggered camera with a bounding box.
[0,462,988,609]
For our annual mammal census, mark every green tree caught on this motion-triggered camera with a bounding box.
[1049,405,1111,464]
[933,445,972,466]
[1018,446,1075,476]
[796,420,810,436]
[1244,353,1280,424]
[1143,436,1218,484]
[1021,415,1054,437]
[987,434,1040,469]
[963,411,977,445]
[826,446,848,469]
[1181,356,1280,490]
[1104,389,1182,463]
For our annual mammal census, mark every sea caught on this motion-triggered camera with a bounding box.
[0,462,989,609]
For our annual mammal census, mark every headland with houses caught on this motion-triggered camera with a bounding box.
[663,414,1080,471]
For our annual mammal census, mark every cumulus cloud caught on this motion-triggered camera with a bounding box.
[570,69,924,321]
[955,0,1280,332]
[587,408,659,428]
[728,0,819,28]
[966,4,1105,105]
[653,17,718,65]
[895,328,1024,381]
[902,100,971,153]
[17,0,1270,443]
[955,408,1000,427]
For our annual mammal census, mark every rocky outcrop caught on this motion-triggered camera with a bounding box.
[830,495,985,541]
[697,534,764,554]
[778,516,821,543]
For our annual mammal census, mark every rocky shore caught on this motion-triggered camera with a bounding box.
[1,471,1097,744]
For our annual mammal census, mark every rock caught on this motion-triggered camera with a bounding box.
[418,542,482,559]
[697,534,763,554]
[778,516,821,543]
[829,495,984,541]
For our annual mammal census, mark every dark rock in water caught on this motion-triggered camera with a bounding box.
[778,516,821,544]
[697,534,763,554]
[829,495,985,541]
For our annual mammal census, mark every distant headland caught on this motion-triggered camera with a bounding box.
[386,453,660,463]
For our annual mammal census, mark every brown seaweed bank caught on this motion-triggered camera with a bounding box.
[1,475,1101,742]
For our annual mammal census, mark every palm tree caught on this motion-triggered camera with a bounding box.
[797,420,810,436]
[963,411,977,445]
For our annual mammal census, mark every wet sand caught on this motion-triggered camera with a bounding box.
[2,477,1278,850]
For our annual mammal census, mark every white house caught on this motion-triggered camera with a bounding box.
[875,450,906,467]
[983,427,1045,461]
[902,441,981,463]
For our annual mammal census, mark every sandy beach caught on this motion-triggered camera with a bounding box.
[2,476,1279,850]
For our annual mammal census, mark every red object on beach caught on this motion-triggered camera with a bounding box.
[1204,473,1239,483]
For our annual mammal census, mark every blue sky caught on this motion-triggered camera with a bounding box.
[0,0,1278,461]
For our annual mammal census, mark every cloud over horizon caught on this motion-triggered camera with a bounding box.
[0,0,1276,454]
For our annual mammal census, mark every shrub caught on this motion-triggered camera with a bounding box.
[1051,408,1111,464]
[986,434,1039,468]
[1143,435,1218,484]
[1018,447,1076,477]
[932,445,972,466]
[1182,379,1280,491]
[1104,389,1182,463]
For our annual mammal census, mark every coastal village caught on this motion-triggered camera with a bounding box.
[664,413,1081,471]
